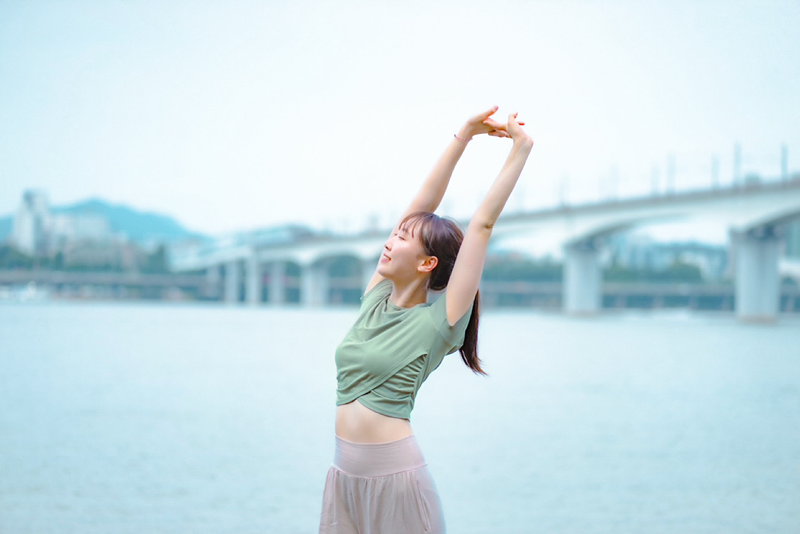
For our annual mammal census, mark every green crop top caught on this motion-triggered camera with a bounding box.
[334,278,474,420]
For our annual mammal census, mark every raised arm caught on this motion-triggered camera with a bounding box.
[363,106,511,295]
[444,113,534,325]
[403,105,509,216]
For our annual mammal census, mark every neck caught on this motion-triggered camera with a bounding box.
[388,277,429,308]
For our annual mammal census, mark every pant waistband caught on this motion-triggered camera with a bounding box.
[332,434,426,477]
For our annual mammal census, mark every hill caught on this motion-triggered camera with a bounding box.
[0,197,212,247]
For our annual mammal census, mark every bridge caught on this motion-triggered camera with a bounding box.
[168,178,800,322]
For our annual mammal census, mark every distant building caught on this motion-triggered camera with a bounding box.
[11,189,115,258]
[607,233,729,281]
[49,212,113,250]
[11,190,51,256]
[607,234,663,270]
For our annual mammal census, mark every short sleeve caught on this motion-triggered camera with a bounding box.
[360,278,392,309]
[427,290,474,346]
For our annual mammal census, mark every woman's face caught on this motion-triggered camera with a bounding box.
[377,221,436,281]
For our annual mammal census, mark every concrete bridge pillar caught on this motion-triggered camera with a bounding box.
[301,262,329,306]
[246,251,262,307]
[734,226,781,322]
[361,257,378,291]
[224,259,241,304]
[563,240,602,315]
[204,265,221,299]
[269,262,285,305]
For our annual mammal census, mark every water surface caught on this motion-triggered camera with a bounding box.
[1,302,798,533]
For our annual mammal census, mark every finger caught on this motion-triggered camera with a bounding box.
[482,119,507,130]
[473,106,498,122]
[469,106,498,124]
[483,105,499,118]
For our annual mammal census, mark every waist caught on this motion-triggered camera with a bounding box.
[336,399,413,443]
[332,434,426,477]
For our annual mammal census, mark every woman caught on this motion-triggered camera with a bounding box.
[319,106,533,533]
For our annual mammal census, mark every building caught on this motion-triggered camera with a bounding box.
[607,233,729,281]
[49,212,113,251]
[11,190,51,256]
[11,189,115,258]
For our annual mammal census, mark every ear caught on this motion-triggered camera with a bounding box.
[418,255,438,274]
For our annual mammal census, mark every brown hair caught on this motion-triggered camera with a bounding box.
[400,211,486,376]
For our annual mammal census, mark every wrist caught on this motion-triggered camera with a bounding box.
[512,135,533,150]
[456,125,474,142]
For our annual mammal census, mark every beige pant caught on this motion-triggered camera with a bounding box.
[319,434,445,534]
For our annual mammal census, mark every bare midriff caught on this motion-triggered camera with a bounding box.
[335,399,413,443]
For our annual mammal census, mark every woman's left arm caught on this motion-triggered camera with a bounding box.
[402,106,510,216]
[445,113,534,326]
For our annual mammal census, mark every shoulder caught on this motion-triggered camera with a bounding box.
[425,290,474,342]
[360,278,392,309]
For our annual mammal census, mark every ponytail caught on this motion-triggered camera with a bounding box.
[459,289,486,376]
[400,210,488,377]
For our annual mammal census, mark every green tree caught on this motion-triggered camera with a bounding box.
[482,256,563,282]
[0,245,34,269]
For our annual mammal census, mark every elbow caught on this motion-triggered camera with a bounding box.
[470,209,497,232]
[470,218,495,232]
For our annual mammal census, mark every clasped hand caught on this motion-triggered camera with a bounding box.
[461,105,530,143]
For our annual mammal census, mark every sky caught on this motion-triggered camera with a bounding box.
[1,0,798,247]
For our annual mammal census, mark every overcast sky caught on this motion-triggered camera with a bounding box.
[2,0,798,247]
